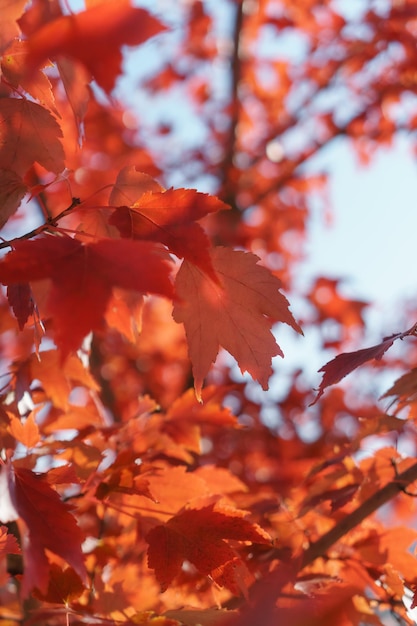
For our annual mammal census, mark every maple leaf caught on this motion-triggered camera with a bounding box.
[146,501,271,592]
[109,166,164,206]
[0,524,20,559]
[0,0,27,54]
[26,0,168,93]
[163,386,238,451]
[29,350,99,410]
[0,99,65,176]
[380,367,417,408]
[1,40,57,113]
[33,563,85,604]
[121,465,210,527]
[6,282,33,330]
[173,247,302,398]
[312,325,417,404]
[0,236,174,355]
[0,169,27,229]
[8,413,40,449]
[57,57,90,139]
[0,463,86,596]
[109,172,230,282]
[104,289,144,343]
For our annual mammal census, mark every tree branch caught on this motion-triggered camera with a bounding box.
[218,0,244,208]
[301,460,417,569]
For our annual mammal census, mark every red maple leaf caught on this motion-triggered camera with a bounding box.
[6,282,33,330]
[173,247,302,398]
[26,0,167,93]
[0,463,86,596]
[312,324,417,403]
[109,176,229,282]
[0,0,27,54]
[146,501,271,592]
[0,99,65,176]
[0,169,27,229]
[0,236,174,355]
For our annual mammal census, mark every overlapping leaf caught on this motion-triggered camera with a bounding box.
[26,0,167,93]
[8,413,40,449]
[0,169,27,228]
[29,350,100,409]
[0,0,27,54]
[109,172,229,282]
[6,282,33,329]
[1,40,56,112]
[0,524,20,559]
[173,247,302,398]
[147,501,271,592]
[0,463,86,595]
[0,99,65,176]
[0,236,174,355]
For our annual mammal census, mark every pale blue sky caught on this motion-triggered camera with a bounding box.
[305,135,417,310]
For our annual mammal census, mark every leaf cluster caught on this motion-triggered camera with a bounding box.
[0,2,417,626]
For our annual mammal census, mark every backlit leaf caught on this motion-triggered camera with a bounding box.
[0,463,86,596]
[147,501,271,592]
[109,167,164,206]
[0,0,27,54]
[173,247,302,398]
[313,328,417,403]
[0,524,20,558]
[8,413,40,449]
[6,282,33,330]
[0,169,27,228]
[29,350,99,410]
[0,236,174,355]
[26,1,167,93]
[0,99,65,176]
[110,185,229,281]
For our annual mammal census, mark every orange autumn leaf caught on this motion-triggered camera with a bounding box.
[120,465,210,525]
[104,289,144,342]
[33,563,85,604]
[146,501,271,592]
[173,247,302,398]
[1,40,56,112]
[8,412,40,448]
[161,387,238,452]
[0,524,20,559]
[29,350,99,410]
[26,1,167,93]
[109,166,164,206]
[0,0,27,54]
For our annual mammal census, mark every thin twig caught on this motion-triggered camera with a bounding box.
[0,197,81,251]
